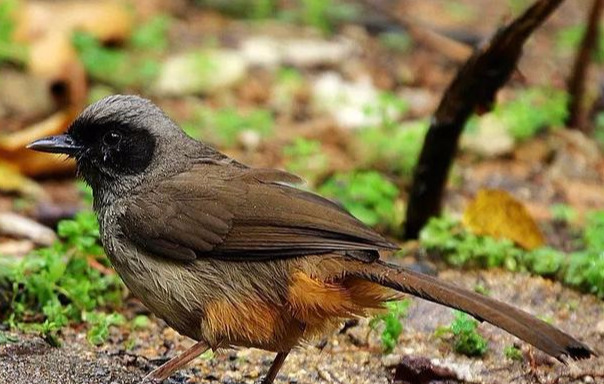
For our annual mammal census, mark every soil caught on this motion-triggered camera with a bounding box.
[2,269,603,384]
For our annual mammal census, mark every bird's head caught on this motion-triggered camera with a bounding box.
[28,95,199,204]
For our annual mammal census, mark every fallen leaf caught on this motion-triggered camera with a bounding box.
[12,1,133,107]
[0,110,76,176]
[0,212,57,246]
[463,189,544,250]
[0,162,45,198]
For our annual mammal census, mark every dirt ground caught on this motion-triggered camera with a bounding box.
[2,268,603,384]
[1,0,603,383]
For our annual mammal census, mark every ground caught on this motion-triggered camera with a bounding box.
[1,0,603,383]
[2,268,603,384]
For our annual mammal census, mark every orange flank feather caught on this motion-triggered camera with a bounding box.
[204,298,287,348]
[202,271,398,350]
[287,272,396,326]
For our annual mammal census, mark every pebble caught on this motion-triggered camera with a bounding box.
[153,50,248,96]
[595,319,604,336]
[240,36,357,68]
[381,354,401,367]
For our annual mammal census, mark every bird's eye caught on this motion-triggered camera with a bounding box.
[103,131,122,147]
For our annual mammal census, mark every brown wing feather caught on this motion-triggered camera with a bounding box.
[119,164,398,262]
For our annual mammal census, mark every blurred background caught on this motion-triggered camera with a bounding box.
[0,1,603,383]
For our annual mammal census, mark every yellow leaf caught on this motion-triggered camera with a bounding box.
[0,162,45,198]
[462,189,544,250]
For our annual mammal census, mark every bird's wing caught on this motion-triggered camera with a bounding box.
[119,163,398,262]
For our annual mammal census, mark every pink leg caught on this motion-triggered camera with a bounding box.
[262,351,290,384]
[144,340,209,382]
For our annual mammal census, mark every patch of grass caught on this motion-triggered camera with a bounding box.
[507,0,531,14]
[495,87,568,141]
[369,299,411,353]
[197,0,359,32]
[595,112,604,149]
[504,344,523,361]
[72,15,171,89]
[282,138,328,186]
[85,312,125,346]
[379,32,413,53]
[435,311,488,357]
[299,0,332,34]
[419,215,522,270]
[319,171,402,231]
[556,25,604,63]
[0,186,125,345]
[130,14,172,52]
[131,314,151,331]
[356,119,428,180]
[420,212,604,298]
[0,331,18,344]
[551,203,578,224]
[195,0,277,19]
[182,106,274,147]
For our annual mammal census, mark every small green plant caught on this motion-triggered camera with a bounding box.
[504,345,523,361]
[130,14,172,52]
[72,32,158,88]
[369,299,410,353]
[550,204,578,223]
[435,311,488,357]
[72,15,171,88]
[363,92,410,131]
[556,25,604,63]
[356,119,427,180]
[182,106,274,147]
[595,112,604,149]
[507,0,531,14]
[378,32,413,53]
[319,171,402,231]
[494,87,568,141]
[0,0,27,65]
[85,312,125,346]
[282,138,328,186]
[299,0,332,34]
[0,331,18,344]
[420,215,522,270]
[131,314,151,330]
[420,211,604,298]
[272,67,305,113]
[195,0,276,19]
[564,212,604,298]
[1,183,125,345]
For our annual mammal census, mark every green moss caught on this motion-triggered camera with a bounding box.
[319,171,402,231]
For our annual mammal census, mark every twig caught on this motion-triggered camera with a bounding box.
[403,0,566,239]
[87,256,115,275]
[566,0,604,131]
[361,0,474,62]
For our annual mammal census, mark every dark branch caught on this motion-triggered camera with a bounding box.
[404,0,566,240]
[566,0,604,131]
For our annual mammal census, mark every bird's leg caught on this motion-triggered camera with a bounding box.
[262,351,290,384]
[144,340,209,382]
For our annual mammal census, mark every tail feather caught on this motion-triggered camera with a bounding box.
[354,260,594,361]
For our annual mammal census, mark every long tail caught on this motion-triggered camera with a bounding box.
[352,260,594,361]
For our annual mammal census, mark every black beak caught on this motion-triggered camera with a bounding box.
[27,134,82,156]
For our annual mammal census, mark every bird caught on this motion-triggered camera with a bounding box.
[28,95,593,383]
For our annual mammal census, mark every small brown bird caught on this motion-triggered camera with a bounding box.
[28,95,593,383]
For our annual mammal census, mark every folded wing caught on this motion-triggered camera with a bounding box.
[120,164,398,262]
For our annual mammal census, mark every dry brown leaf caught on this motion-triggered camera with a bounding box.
[462,189,544,250]
[11,1,132,107]
[0,162,45,198]
[13,1,132,44]
[0,110,76,176]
